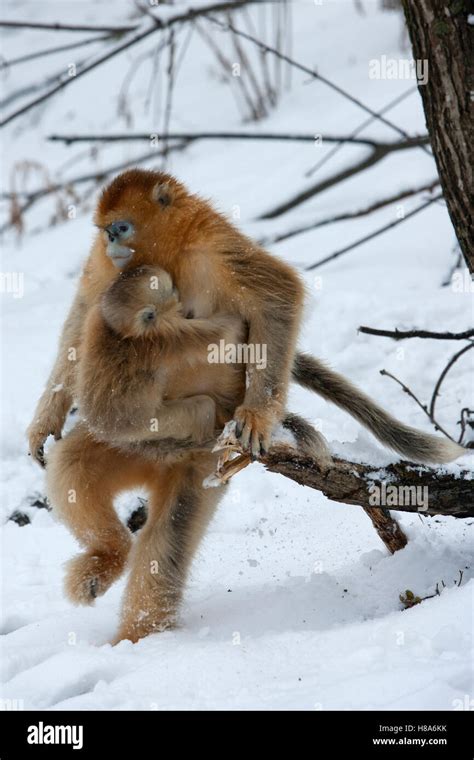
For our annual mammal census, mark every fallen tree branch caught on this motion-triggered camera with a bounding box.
[263,178,439,244]
[260,448,473,519]
[360,505,407,554]
[305,192,443,271]
[359,326,474,341]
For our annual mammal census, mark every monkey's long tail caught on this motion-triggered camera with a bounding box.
[292,353,466,464]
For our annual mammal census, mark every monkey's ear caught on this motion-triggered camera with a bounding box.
[152,182,172,208]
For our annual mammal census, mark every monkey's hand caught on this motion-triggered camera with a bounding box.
[27,388,71,467]
[233,405,278,460]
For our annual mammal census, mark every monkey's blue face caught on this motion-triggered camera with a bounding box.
[104,220,136,269]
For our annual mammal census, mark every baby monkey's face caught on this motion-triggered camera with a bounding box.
[101,265,179,339]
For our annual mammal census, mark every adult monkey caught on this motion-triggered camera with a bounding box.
[29,170,464,642]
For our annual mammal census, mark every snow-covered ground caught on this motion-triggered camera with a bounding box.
[1,1,473,710]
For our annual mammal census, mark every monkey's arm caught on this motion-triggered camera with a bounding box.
[27,287,87,466]
[224,245,304,458]
[158,314,241,363]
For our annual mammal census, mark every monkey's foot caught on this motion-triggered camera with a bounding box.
[65,550,129,606]
[111,614,177,645]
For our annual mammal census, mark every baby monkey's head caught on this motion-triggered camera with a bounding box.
[101,265,179,339]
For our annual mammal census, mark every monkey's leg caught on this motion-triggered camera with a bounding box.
[113,451,223,644]
[106,396,217,445]
[46,423,154,605]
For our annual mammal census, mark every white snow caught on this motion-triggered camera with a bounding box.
[1,0,473,711]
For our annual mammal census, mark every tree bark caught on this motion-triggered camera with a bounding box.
[260,448,474,518]
[402,1,474,274]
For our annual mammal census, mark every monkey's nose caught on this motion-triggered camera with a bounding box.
[105,220,134,242]
[142,308,156,323]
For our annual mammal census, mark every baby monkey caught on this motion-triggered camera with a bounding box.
[78,265,245,450]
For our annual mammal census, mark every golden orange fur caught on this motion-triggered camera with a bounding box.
[78,264,246,445]
[34,169,307,643]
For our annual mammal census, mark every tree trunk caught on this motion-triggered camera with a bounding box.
[402,1,474,275]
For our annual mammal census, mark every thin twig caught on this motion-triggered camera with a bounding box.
[305,86,420,178]
[0,20,135,33]
[263,178,439,244]
[457,408,474,446]
[207,14,430,153]
[380,369,455,443]
[260,136,430,219]
[359,326,474,341]
[242,6,275,106]
[117,42,167,127]
[195,20,259,119]
[162,28,176,163]
[227,11,267,119]
[441,243,464,287]
[0,34,113,69]
[0,142,190,234]
[0,0,252,128]
[429,343,474,422]
[305,193,443,271]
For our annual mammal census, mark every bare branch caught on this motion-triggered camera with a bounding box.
[0,141,190,235]
[305,193,443,271]
[305,85,421,179]
[0,20,134,33]
[359,326,474,341]
[263,178,439,244]
[0,34,113,69]
[194,20,255,118]
[207,14,430,152]
[47,131,393,147]
[260,136,430,220]
[380,369,456,444]
[429,343,474,422]
[0,0,253,128]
